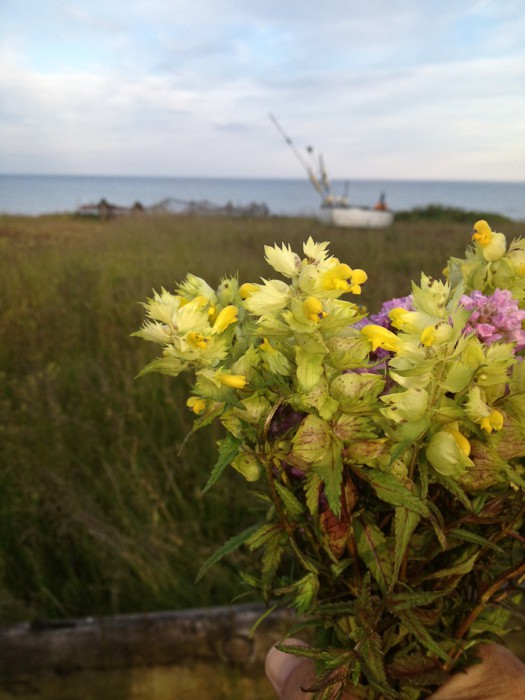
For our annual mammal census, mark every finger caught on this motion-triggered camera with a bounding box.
[265,639,361,700]
[430,644,525,700]
[265,639,316,699]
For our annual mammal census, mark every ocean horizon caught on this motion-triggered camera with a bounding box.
[1,173,524,221]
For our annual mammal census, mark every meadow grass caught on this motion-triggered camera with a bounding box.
[0,212,522,623]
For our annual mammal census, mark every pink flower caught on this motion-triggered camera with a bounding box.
[460,289,525,350]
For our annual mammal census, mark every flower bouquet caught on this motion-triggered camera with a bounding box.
[134,221,525,699]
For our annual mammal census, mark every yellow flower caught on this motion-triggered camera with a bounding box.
[427,430,473,477]
[471,220,506,262]
[444,425,471,457]
[319,263,368,295]
[218,374,247,389]
[212,305,238,333]
[361,325,400,353]
[480,409,504,433]
[349,268,368,294]
[186,396,207,414]
[187,331,209,350]
[321,262,353,291]
[302,296,327,322]
[239,283,259,299]
[389,308,410,330]
[419,321,453,347]
[260,337,277,354]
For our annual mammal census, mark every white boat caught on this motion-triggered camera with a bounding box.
[270,113,394,229]
[318,194,394,229]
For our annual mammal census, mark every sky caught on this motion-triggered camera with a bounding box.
[1,0,524,181]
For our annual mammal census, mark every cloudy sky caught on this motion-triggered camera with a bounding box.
[1,0,524,181]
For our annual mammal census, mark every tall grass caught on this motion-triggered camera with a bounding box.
[1,213,522,623]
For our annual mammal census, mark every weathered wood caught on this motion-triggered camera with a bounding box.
[0,604,296,677]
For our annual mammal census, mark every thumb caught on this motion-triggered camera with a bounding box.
[265,639,360,700]
[265,639,316,700]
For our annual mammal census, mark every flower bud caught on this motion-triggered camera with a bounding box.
[426,430,473,478]
[218,373,247,389]
[186,396,206,414]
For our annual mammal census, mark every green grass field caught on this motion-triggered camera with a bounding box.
[0,212,522,623]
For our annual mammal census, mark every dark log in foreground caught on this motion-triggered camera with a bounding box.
[0,604,296,678]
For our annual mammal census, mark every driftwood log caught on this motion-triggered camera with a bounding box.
[0,604,296,678]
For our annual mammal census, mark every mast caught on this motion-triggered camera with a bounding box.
[268,113,323,195]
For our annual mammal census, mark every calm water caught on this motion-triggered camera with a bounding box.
[0,174,524,220]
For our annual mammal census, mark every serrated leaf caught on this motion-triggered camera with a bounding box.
[202,433,243,492]
[293,572,319,613]
[398,610,451,663]
[313,439,344,517]
[366,470,430,517]
[388,652,448,687]
[196,523,262,581]
[179,401,225,453]
[393,507,420,585]
[304,471,322,516]
[423,550,479,582]
[448,527,504,553]
[245,523,281,551]
[353,579,393,695]
[387,589,451,613]
[261,531,286,588]
[431,472,473,512]
[354,518,393,593]
[275,480,305,518]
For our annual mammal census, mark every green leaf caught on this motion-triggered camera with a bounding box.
[304,471,322,516]
[196,523,262,581]
[423,550,479,582]
[179,401,225,453]
[293,572,319,614]
[291,414,331,465]
[392,507,420,585]
[441,363,475,393]
[313,438,344,517]
[388,652,449,688]
[387,589,452,613]
[261,531,286,589]
[275,480,305,518]
[202,433,242,492]
[365,470,430,517]
[295,347,325,392]
[245,523,281,551]
[354,576,393,696]
[354,517,393,593]
[448,527,504,553]
[398,610,451,663]
[431,472,473,512]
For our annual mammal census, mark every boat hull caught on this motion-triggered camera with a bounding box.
[318,206,393,229]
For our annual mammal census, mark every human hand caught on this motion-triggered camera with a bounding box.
[265,639,525,700]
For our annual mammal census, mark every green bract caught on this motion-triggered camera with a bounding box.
[135,231,524,699]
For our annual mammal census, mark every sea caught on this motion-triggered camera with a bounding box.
[0,174,524,221]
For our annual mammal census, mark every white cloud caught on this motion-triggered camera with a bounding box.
[0,1,524,179]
